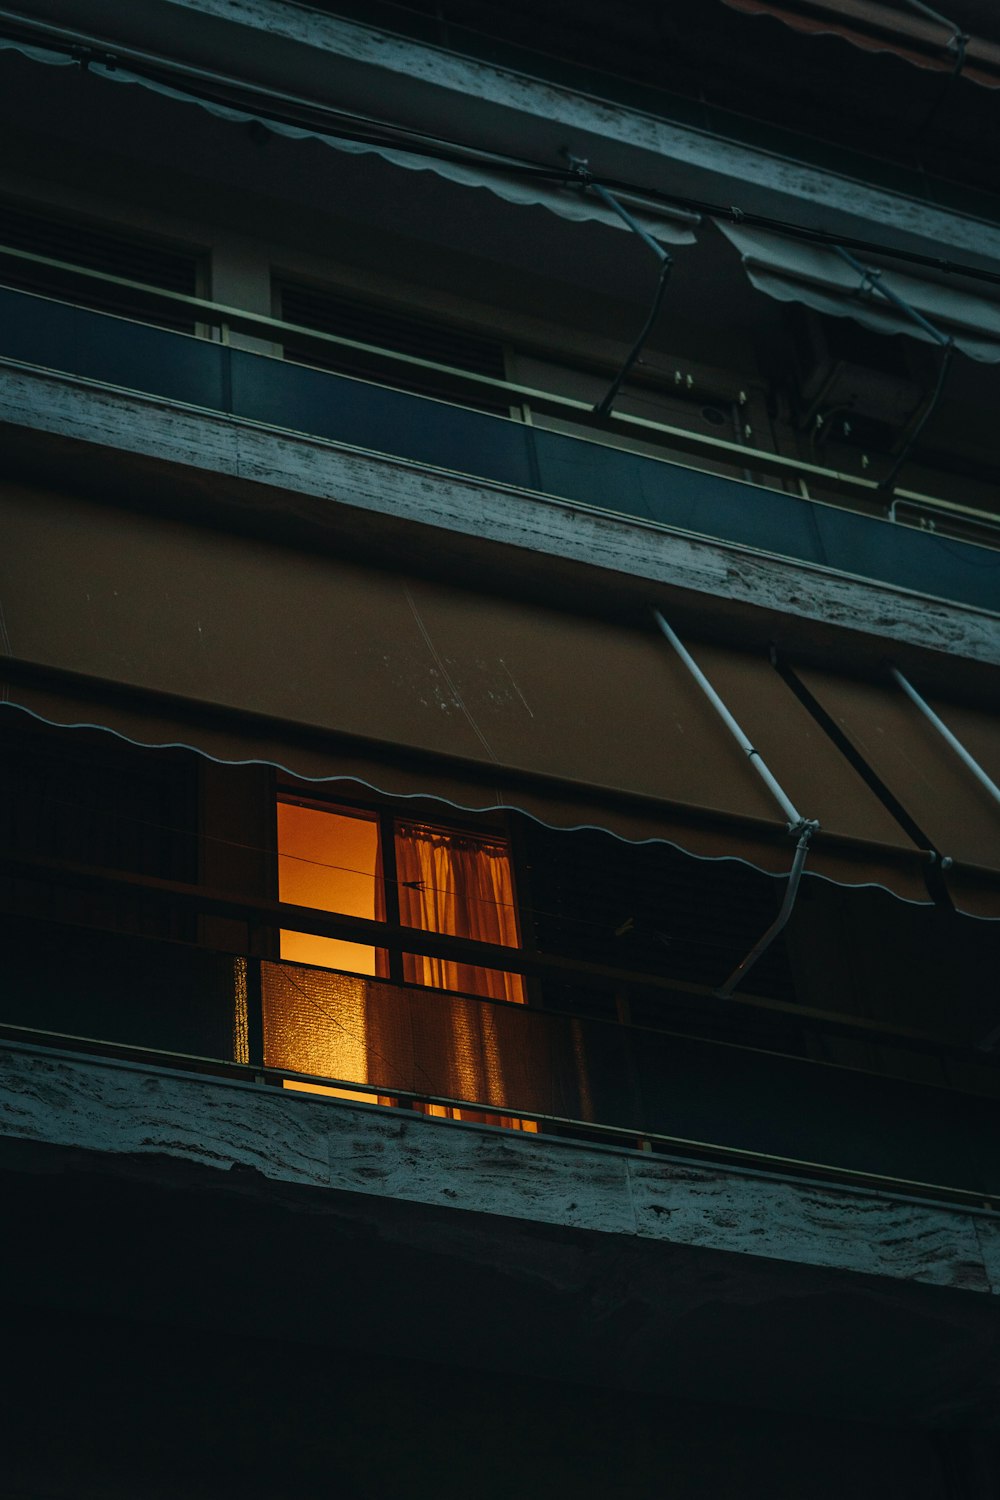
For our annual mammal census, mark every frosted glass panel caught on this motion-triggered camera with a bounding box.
[261,960,591,1121]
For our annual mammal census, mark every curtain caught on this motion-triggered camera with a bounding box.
[395,822,525,1003]
[265,812,549,1121]
[389,822,530,1123]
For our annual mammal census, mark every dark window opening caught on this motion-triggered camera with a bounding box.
[0,717,237,1061]
[277,280,510,411]
[0,198,203,332]
[1,718,199,937]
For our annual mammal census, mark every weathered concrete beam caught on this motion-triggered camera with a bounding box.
[7,1040,1000,1428]
[2,1041,997,1297]
[2,362,998,675]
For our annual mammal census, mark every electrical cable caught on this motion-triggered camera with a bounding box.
[879,337,955,493]
[1,774,805,947]
[3,11,1000,290]
[594,256,673,419]
[910,2,970,138]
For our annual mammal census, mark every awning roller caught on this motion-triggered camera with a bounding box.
[720,0,1000,88]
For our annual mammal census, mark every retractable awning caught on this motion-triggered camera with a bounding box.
[5,481,997,913]
[791,665,1000,919]
[0,36,698,246]
[717,220,1000,361]
[721,0,1000,88]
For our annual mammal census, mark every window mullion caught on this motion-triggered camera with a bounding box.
[380,810,404,984]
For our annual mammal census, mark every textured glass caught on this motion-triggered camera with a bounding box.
[232,956,249,1065]
[262,963,372,1089]
[261,961,592,1121]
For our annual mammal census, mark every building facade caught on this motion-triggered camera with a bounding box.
[1,1,1000,1494]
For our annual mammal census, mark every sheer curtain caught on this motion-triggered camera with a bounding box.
[395,822,525,1003]
[392,821,532,1125]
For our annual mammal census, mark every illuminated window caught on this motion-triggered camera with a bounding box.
[276,800,385,977]
[264,795,536,1130]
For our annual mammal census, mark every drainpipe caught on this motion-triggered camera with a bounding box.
[651,610,819,996]
[566,155,674,420]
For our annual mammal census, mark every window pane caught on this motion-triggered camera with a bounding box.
[395,820,525,1003]
[276,801,383,974]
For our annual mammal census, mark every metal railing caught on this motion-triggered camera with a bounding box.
[2,241,999,549]
[3,850,1000,1208]
[4,1021,999,1219]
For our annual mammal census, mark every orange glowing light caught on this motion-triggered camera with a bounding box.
[277,801,383,974]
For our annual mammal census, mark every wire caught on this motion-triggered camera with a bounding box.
[1,697,933,923]
[878,337,955,493]
[594,256,673,419]
[911,11,970,138]
[1,775,795,944]
[3,13,1000,290]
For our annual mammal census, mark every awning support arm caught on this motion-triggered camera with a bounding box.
[902,0,966,46]
[831,246,954,494]
[715,821,815,999]
[652,611,820,998]
[651,610,812,832]
[890,666,1000,808]
[832,246,952,346]
[567,155,674,420]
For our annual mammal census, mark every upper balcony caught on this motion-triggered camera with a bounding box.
[1,254,999,619]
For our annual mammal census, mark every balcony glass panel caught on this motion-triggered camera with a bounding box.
[1,282,998,611]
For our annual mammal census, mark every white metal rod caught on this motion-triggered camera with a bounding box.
[890,666,1000,808]
[652,609,805,830]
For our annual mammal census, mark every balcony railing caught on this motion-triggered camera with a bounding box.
[0,246,998,613]
[3,852,1000,1208]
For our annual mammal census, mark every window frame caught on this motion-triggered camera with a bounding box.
[271,779,528,997]
[268,778,536,1126]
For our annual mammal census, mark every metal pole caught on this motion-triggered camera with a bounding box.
[715,823,815,998]
[652,610,808,832]
[833,246,951,346]
[587,181,671,265]
[565,157,675,420]
[890,666,1000,807]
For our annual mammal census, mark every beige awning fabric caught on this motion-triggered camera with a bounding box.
[792,666,1000,919]
[0,483,934,898]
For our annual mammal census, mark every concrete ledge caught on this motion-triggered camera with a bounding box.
[2,1041,996,1296]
